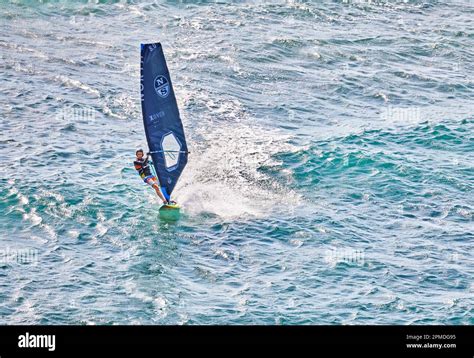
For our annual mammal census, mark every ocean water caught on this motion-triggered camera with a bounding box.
[0,0,473,324]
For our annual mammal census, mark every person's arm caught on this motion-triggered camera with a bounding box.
[144,153,152,165]
[133,160,142,171]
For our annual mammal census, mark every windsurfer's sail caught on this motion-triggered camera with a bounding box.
[140,42,188,201]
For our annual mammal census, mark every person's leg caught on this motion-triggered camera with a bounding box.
[153,183,168,204]
[146,178,167,204]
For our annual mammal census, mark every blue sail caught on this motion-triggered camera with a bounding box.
[140,42,188,201]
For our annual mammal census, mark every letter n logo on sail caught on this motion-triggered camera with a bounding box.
[154,75,170,98]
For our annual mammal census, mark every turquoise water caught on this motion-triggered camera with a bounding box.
[0,0,473,324]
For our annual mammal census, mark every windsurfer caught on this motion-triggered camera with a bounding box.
[133,149,169,204]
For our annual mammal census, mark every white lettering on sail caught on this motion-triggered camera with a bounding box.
[149,111,165,123]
